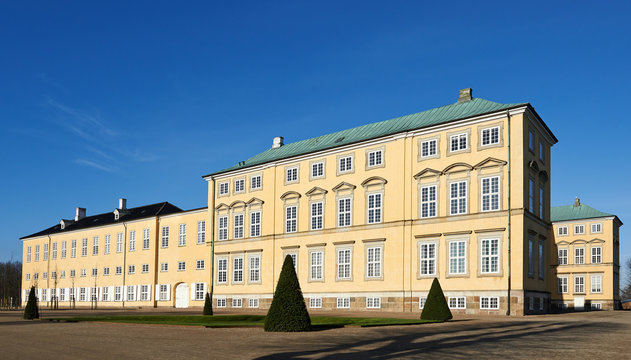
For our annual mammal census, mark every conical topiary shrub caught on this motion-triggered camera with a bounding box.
[23,286,39,320]
[420,278,452,321]
[203,292,213,315]
[264,255,311,332]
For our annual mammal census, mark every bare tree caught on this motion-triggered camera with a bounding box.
[0,260,22,309]
[621,258,631,300]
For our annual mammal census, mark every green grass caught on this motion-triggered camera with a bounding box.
[49,314,441,328]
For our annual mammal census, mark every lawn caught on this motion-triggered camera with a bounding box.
[50,314,440,328]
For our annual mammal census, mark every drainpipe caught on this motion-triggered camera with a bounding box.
[506,110,512,316]
[46,235,51,308]
[122,222,128,308]
[210,178,216,310]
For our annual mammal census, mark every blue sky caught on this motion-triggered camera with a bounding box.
[1,1,629,280]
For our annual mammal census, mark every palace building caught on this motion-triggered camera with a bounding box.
[20,89,622,314]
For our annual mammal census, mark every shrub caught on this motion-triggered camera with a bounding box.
[264,255,311,332]
[420,278,452,321]
[23,286,39,320]
[203,292,213,315]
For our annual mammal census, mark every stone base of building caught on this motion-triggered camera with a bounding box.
[551,299,619,311]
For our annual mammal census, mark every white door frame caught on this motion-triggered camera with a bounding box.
[175,283,189,308]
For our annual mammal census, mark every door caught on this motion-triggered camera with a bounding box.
[574,296,585,311]
[175,283,189,308]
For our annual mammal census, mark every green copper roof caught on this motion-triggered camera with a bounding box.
[550,203,613,222]
[207,97,528,176]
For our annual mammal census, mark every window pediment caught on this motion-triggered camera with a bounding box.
[229,200,247,210]
[588,238,605,244]
[215,203,230,211]
[280,191,302,200]
[246,197,264,206]
[442,162,473,175]
[571,239,587,245]
[361,176,387,188]
[557,240,570,246]
[413,168,441,180]
[306,187,328,197]
[473,157,507,170]
[332,182,356,193]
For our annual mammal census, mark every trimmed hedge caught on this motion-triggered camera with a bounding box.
[203,292,213,315]
[420,278,452,321]
[264,255,311,332]
[23,286,39,320]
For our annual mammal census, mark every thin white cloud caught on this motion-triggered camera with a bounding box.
[46,98,118,138]
[75,159,115,173]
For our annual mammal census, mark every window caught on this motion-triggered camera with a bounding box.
[218,215,228,240]
[366,193,383,224]
[59,288,65,301]
[161,226,169,248]
[539,142,545,162]
[196,260,205,270]
[558,226,568,236]
[285,206,297,233]
[35,245,39,261]
[591,303,602,310]
[288,253,297,271]
[558,249,568,265]
[234,178,245,193]
[528,178,535,213]
[142,264,149,273]
[26,246,31,262]
[481,127,499,146]
[539,242,545,279]
[178,261,186,271]
[217,298,227,308]
[128,265,135,274]
[449,181,467,215]
[143,228,150,249]
[449,297,466,309]
[103,267,110,276]
[116,233,123,253]
[159,285,168,301]
[310,298,322,308]
[52,242,57,260]
[231,214,243,239]
[250,175,262,190]
[70,270,76,278]
[528,130,535,151]
[233,257,244,283]
[33,273,38,280]
[102,287,109,302]
[574,225,585,235]
[481,238,499,274]
[249,255,260,282]
[449,240,466,275]
[61,241,67,259]
[92,268,98,277]
[81,269,86,277]
[337,249,352,279]
[528,236,534,276]
[127,286,136,301]
[591,247,602,264]
[311,162,324,178]
[178,224,187,246]
[450,133,467,152]
[367,149,383,167]
[420,185,437,218]
[591,223,602,233]
[591,275,602,293]
[337,297,350,308]
[575,248,585,264]
[70,240,77,258]
[197,221,206,244]
[104,235,110,255]
[248,298,259,308]
[129,231,136,252]
[366,297,381,309]
[366,247,382,278]
[218,258,228,283]
[114,286,122,301]
[25,273,30,280]
[81,239,88,256]
[574,275,585,293]
[481,176,500,211]
[286,167,298,183]
[306,202,324,231]
[337,198,352,227]
[310,251,323,281]
[60,270,65,278]
[79,288,86,302]
[115,266,122,275]
[232,298,242,307]
[539,187,545,219]
[420,243,436,276]
[51,271,57,279]
[558,276,568,293]
[480,297,499,310]
[250,211,261,237]
[43,243,48,260]
[195,283,204,301]
[420,139,437,158]
[219,182,229,195]
[338,156,353,173]
[419,297,427,309]
[160,262,168,272]
[43,272,48,279]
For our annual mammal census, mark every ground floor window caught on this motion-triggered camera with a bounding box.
[140,285,149,301]
[480,297,499,310]
[310,298,322,308]
[419,297,427,309]
[217,298,226,308]
[127,285,136,301]
[115,286,122,301]
[248,298,259,308]
[102,287,109,301]
[232,298,242,308]
[195,283,204,301]
[449,297,466,309]
[591,303,602,310]
[366,297,381,309]
[159,285,168,301]
[337,297,350,309]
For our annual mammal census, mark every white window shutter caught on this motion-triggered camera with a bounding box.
[147,284,152,301]
[191,283,196,300]
[86,287,91,302]
[109,286,115,301]
[203,282,207,296]
[166,284,171,301]
[98,287,102,301]
[156,285,160,301]
[136,285,140,301]
[122,285,127,301]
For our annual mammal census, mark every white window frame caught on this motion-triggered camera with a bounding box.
[558,276,568,294]
[309,250,324,281]
[217,258,228,284]
[575,247,585,264]
[591,223,602,234]
[481,176,500,212]
[234,178,245,193]
[26,246,31,262]
[366,297,381,309]
[449,133,468,152]
[591,274,602,293]
[232,298,242,308]
[558,226,568,236]
[128,231,136,252]
[449,181,467,215]
[448,240,466,275]
[310,297,322,309]
[35,245,39,261]
[286,166,298,183]
[338,155,353,174]
[248,298,259,308]
[574,275,585,293]
[591,246,602,264]
[81,238,87,257]
[52,242,57,260]
[419,297,427,309]
[197,221,206,244]
[195,283,204,301]
[116,233,123,253]
[311,161,324,179]
[337,197,352,227]
[160,262,168,272]
[480,297,499,310]
[336,248,352,280]
[285,206,297,233]
[216,298,227,308]
[419,242,437,276]
[336,297,350,309]
[219,181,229,195]
[420,139,437,158]
[367,192,383,224]
[250,175,262,190]
[115,266,122,275]
[420,184,437,218]
[177,261,186,271]
[481,238,500,274]
[248,254,261,283]
[481,126,500,146]
[250,211,261,237]
[310,201,323,230]
[366,246,382,278]
[159,285,168,301]
[367,149,383,167]
[449,297,466,309]
[558,248,568,265]
[161,226,169,248]
[178,224,187,246]
[218,215,228,241]
[143,228,150,249]
[574,224,585,235]
[128,265,135,275]
[103,236,110,255]
[233,256,244,283]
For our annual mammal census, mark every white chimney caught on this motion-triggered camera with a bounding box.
[75,207,86,221]
[272,136,284,148]
[119,198,127,210]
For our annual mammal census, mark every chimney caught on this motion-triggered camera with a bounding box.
[75,207,86,221]
[272,136,284,149]
[574,197,581,207]
[119,198,127,210]
[458,88,473,103]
